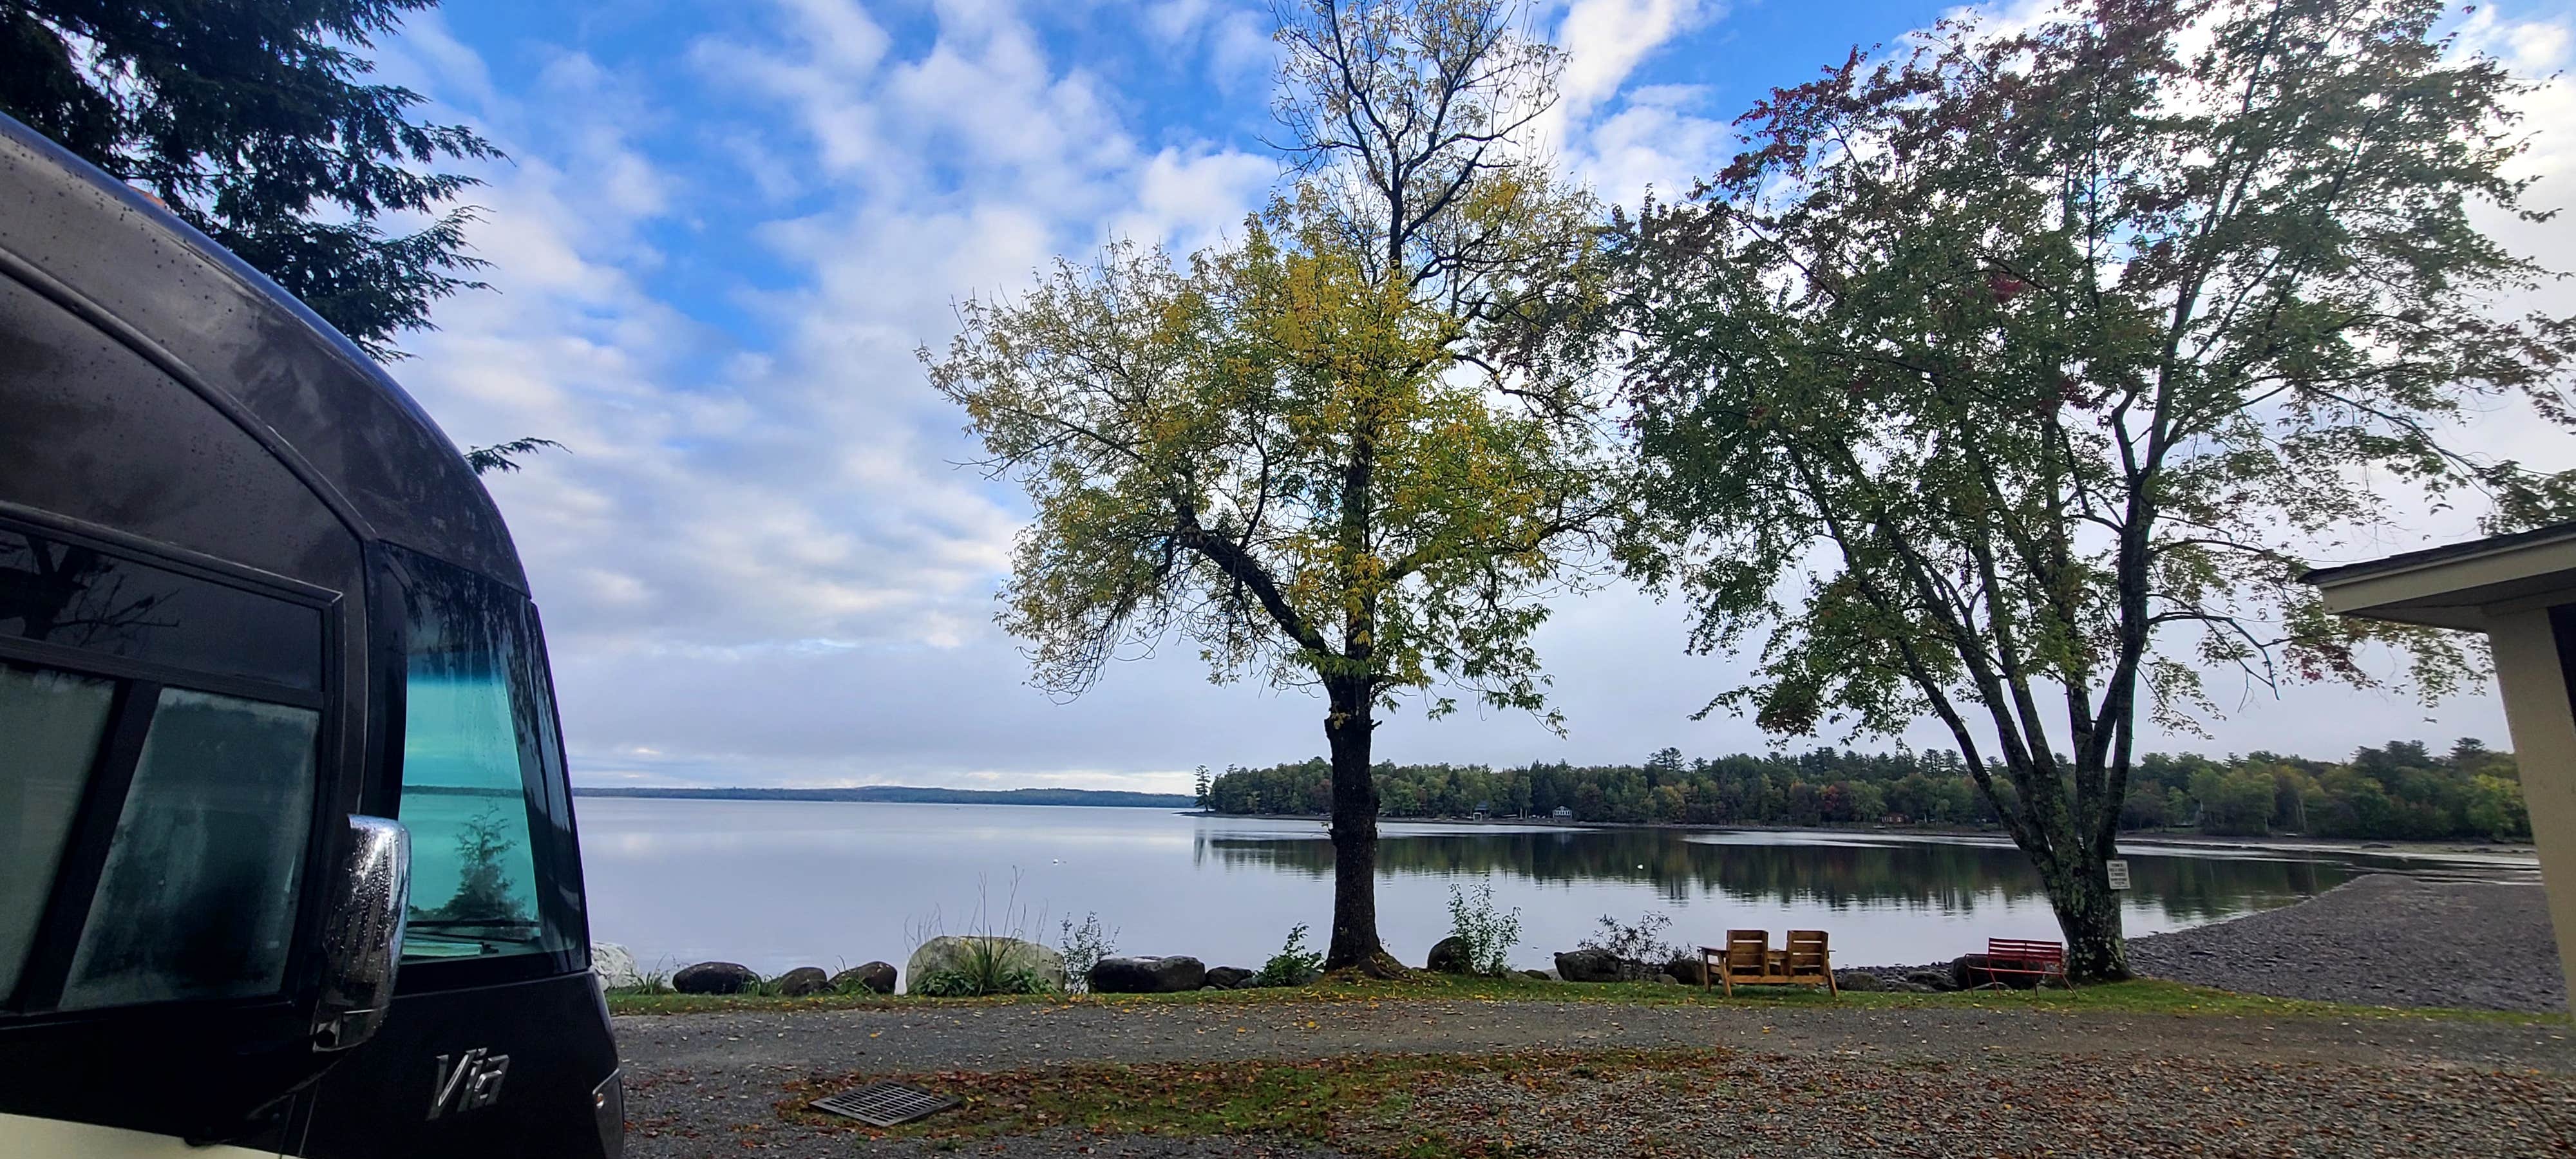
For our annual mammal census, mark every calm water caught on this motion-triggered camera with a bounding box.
[573,798,2530,976]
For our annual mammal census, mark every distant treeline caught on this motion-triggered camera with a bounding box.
[578,786,1194,808]
[1200,740,2530,842]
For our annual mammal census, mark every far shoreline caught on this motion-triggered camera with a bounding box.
[1187,810,2539,864]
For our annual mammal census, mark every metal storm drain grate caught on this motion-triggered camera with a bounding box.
[810,1081,960,1127]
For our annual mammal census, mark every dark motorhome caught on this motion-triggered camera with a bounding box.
[0,112,621,1157]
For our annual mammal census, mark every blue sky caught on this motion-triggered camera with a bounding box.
[363,0,2576,791]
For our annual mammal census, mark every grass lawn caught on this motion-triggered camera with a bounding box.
[772,1046,1716,1155]
[604,971,2542,1023]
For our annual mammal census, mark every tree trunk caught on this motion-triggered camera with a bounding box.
[2043,858,2132,982]
[1321,681,1398,974]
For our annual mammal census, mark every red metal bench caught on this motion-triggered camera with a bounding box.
[1975,938,2072,989]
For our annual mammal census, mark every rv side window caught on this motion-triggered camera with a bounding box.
[0,664,117,1001]
[391,548,575,963]
[59,690,317,1008]
[0,522,327,1015]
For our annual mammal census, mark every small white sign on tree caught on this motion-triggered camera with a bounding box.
[2105,860,2132,892]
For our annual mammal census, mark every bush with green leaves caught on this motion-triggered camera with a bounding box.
[1255,923,1325,987]
[1057,911,1117,995]
[1444,883,1522,976]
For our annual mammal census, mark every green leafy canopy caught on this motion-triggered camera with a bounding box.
[1608,0,2576,977]
[924,3,1618,727]
[2,0,504,359]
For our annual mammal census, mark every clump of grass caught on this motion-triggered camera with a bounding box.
[904,870,1061,997]
[915,939,1054,997]
[613,966,675,996]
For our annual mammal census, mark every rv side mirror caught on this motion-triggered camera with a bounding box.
[312,815,410,1052]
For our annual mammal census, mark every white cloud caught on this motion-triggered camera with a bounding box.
[1108,147,1280,250]
[1564,83,1728,201]
[1542,1,1732,203]
[1556,0,1715,116]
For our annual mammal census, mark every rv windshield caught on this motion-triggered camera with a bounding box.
[390,547,579,964]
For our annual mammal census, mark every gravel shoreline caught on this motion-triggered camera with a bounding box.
[614,874,2573,1156]
[2126,874,2564,1012]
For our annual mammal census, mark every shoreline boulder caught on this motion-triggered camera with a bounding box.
[1902,969,1957,992]
[831,961,898,995]
[773,966,830,997]
[1664,954,1709,987]
[905,937,1067,995]
[1204,966,1255,990]
[1090,955,1208,994]
[592,942,641,990]
[1553,948,1625,983]
[673,961,758,995]
[1426,936,1473,975]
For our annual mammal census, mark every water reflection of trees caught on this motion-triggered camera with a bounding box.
[1196,829,2346,923]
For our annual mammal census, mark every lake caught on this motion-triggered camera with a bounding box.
[573,798,2533,977]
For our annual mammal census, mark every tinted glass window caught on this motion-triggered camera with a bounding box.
[0,663,116,1000]
[0,525,322,692]
[59,689,317,1010]
[395,551,571,962]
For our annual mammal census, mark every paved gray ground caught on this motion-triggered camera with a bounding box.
[618,997,2576,1157]
[2130,875,2565,1012]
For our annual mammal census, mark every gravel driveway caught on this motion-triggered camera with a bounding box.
[618,997,2576,1157]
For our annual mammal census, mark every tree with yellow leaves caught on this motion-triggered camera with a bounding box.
[925,0,1608,973]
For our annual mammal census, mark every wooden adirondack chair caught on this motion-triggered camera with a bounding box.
[1701,929,1778,996]
[1700,928,1837,997]
[1781,929,1837,995]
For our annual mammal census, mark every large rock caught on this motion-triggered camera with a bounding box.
[831,961,898,995]
[1426,936,1474,975]
[1520,969,1553,982]
[904,937,1066,995]
[1553,948,1627,983]
[1205,966,1255,990]
[1090,955,1208,994]
[1951,953,2048,990]
[592,942,641,990]
[773,966,830,997]
[1665,954,1709,987]
[1833,970,1887,992]
[672,961,758,995]
[1903,969,1957,992]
